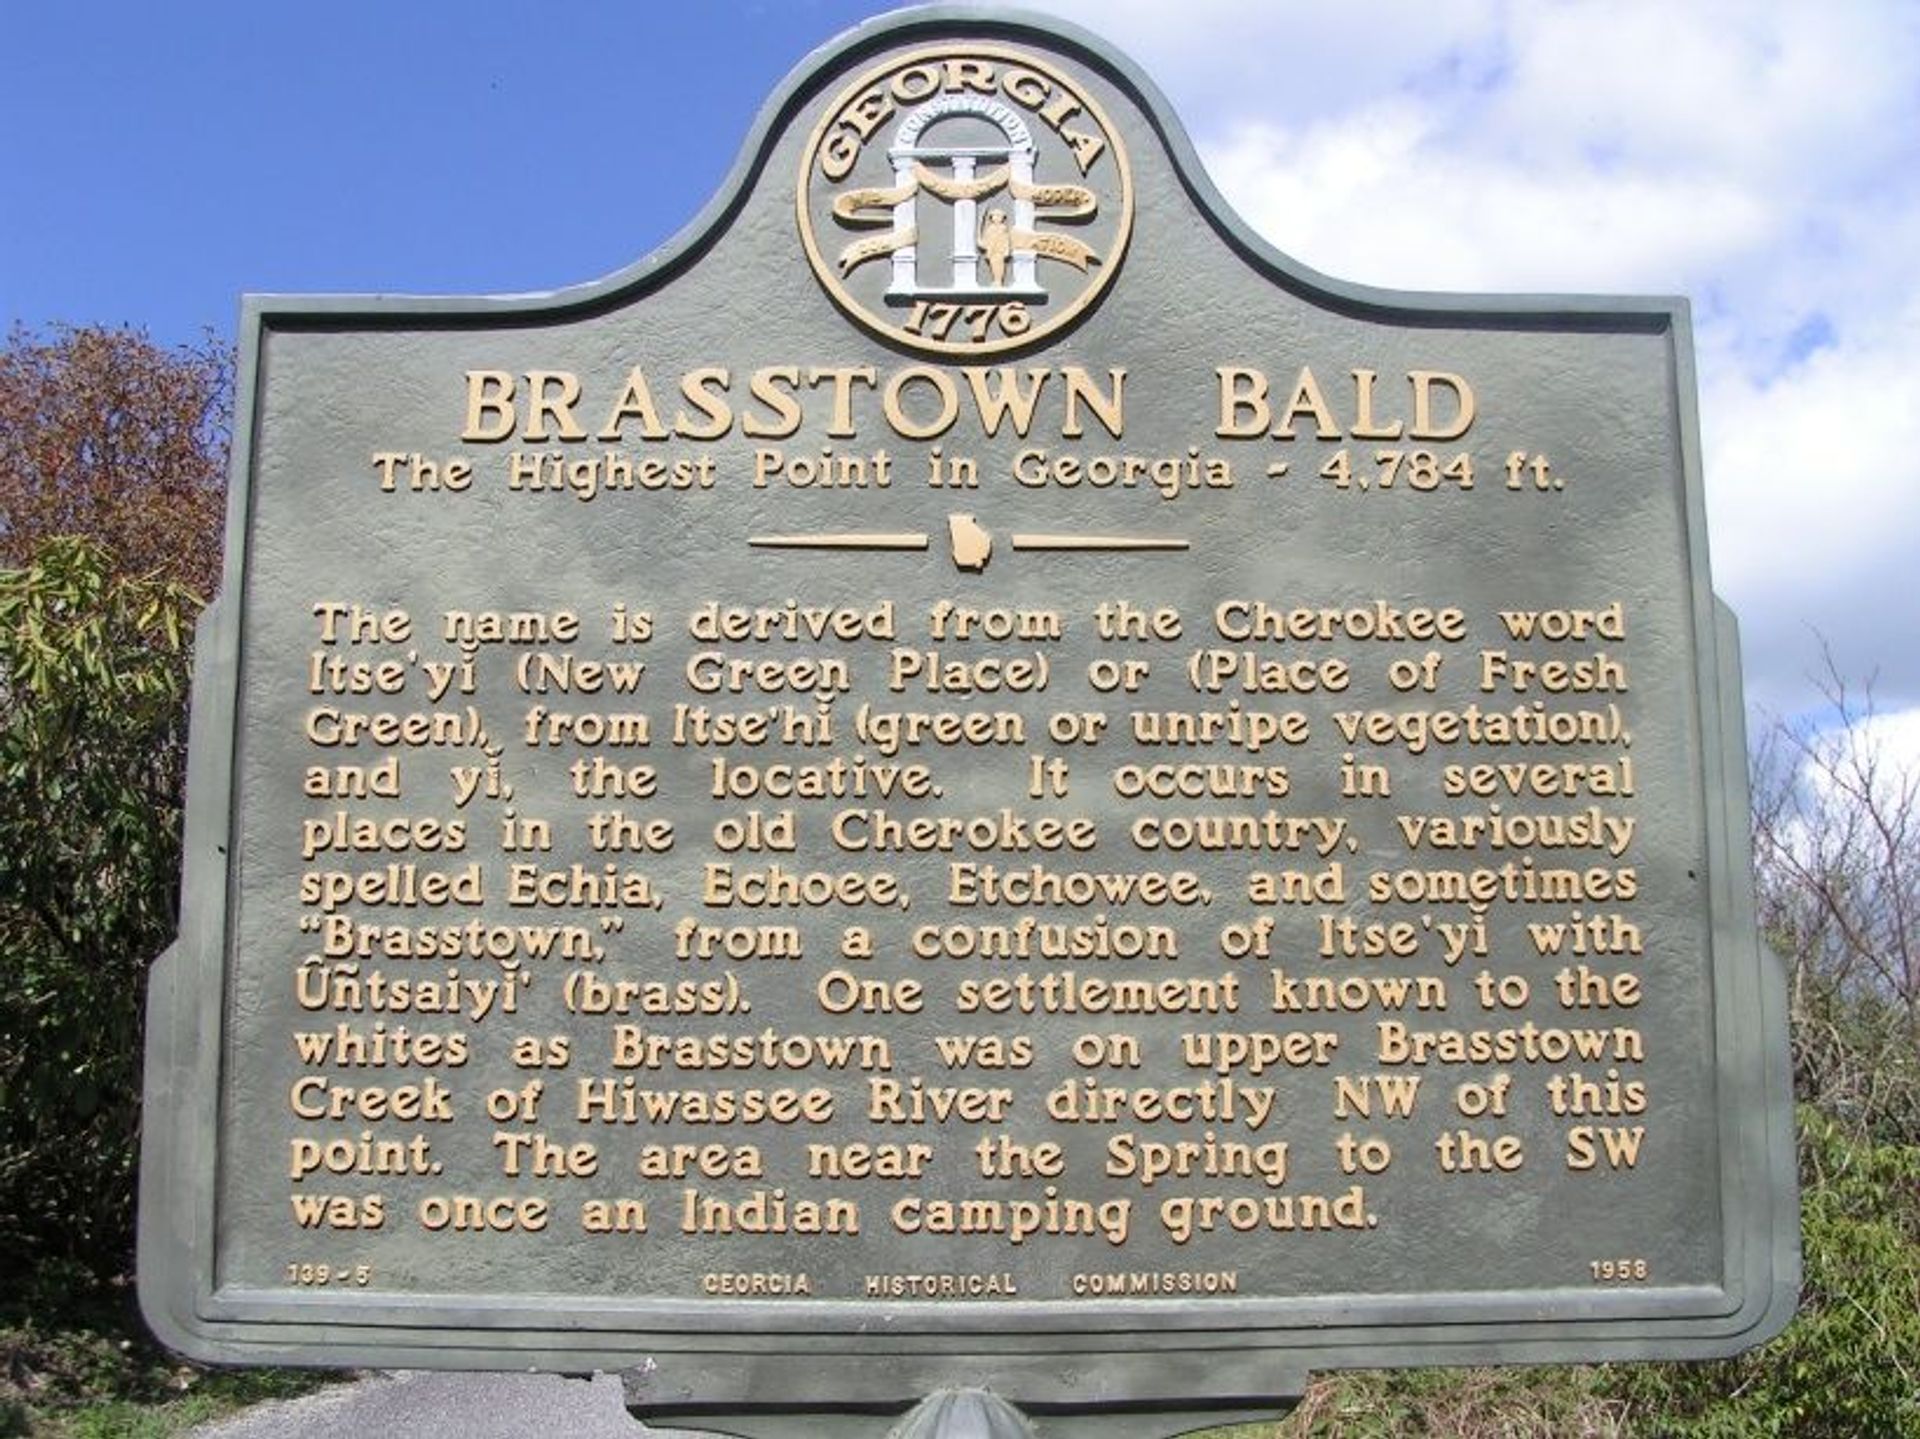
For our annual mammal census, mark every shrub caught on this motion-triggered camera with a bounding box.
[0,538,201,1279]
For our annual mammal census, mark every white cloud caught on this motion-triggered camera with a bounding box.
[1031,0,1920,748]
[1203,111,1773,296]
[1855,710,1920,788]
[1703,291,1920,709]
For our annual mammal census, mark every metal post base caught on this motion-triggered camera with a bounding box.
[620,1353,1306,1439]
[890,1390,1034,1439]
[622,1380,1299,1439]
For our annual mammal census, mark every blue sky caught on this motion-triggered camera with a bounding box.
[1,3,887,334]
[5,0,1917,754]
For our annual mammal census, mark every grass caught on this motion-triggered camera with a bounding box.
[0,1262,338,1439]
[1192,1367,1635,1439]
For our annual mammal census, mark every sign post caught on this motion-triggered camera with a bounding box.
[141,8,1798,1434]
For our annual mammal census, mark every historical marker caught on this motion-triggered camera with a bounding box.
[141,6,1798,1433]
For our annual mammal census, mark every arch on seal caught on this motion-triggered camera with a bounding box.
[886,95,1043,297]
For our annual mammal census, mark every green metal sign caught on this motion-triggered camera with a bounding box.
[140,6,1798,1429]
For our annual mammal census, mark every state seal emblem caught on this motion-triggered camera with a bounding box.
[798,45,1132,356]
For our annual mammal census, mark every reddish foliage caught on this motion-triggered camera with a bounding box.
[0,325,231,597]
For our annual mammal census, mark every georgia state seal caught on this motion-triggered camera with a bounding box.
[797,45,1132,357]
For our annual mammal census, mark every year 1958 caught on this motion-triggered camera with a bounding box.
[1589,1258,1650,1282]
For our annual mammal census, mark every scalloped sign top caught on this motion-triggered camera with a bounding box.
[140,8,1797,1430]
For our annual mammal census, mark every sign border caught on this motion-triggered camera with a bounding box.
[138,2,1800,1402]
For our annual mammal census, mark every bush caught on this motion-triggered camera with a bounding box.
[0,325,228,597]
[0,324,225,1288]
[1750,667,1920,1144]
[1607,1110,1920,1438]
[0,538,201,1280]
